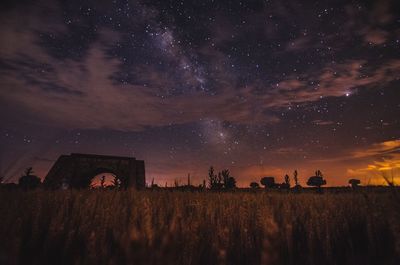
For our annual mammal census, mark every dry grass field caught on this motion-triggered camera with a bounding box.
[0,190,399,265]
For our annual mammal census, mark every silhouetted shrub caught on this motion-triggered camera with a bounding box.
[278,183,290,189]
[307,170,326,192]
[293,184,303,191]
[260,176,275,188]
[18,167,41,190]
[349,179,361,189]
[250,182,260,189]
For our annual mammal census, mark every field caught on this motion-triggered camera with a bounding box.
[0,189,399,265]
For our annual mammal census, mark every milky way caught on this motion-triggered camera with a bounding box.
[0,0,399,186]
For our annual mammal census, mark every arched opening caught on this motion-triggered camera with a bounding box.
[90,168,121,188]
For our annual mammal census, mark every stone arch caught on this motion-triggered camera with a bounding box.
[44,153,145,189]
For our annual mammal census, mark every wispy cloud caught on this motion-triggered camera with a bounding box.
[346,140,400,184]
[351,140,400,159]
[1,1,399,132]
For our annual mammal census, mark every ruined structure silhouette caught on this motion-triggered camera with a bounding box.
[44,153,145,189]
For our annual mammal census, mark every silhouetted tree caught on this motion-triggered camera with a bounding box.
[208,166,223,190]
[150,178,160,189]
[174,179,180,187]
[226,176,236,189]
[293,170,299,186]
[216,172,223,189]
[25,167,33,176]
[208,166,215,188]
[260,176,275,189]
[349,179,361,189]
[221,169,236,189]
[277,174,290,189]
[221,169,230,186]
[250,182,260,189]
[18,167,41,190]
[307,170,326,192]
[292,169,302,190]
[284,174,290,187]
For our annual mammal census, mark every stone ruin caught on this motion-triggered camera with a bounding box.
[44,153,145,189]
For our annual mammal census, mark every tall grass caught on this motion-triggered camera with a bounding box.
[0,190,399,265]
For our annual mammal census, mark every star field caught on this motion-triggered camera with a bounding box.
[0,0,399,186]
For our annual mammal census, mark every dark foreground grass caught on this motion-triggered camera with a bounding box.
[0,190,399,265]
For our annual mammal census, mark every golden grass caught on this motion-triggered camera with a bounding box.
[0,190,399,265]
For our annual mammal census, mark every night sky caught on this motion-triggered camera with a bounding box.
[1,0,399,186]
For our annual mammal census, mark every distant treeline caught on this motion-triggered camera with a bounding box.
[1,166,394,191]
